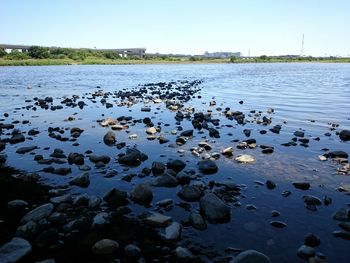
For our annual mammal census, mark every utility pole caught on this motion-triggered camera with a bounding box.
[300,34,304,57]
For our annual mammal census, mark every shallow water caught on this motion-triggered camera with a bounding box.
[1,63,350,262]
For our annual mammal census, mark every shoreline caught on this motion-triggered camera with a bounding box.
[1,58,349,66]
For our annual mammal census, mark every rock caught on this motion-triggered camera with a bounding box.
[318,155,327,161]
[198,160,218,174]
[151,173,179,187]
[89,154,110,164]
[175,247,196,261]
[9,134,25,144]
[304,233,321,247]
[69,173,90,188]
[92,239,119,255]
[164,222,181,240]
[16,221,38,238]
[92,212,110,228]
[67,153,84,165]
[294,131,305,137]
[124,244,141,258]
[50,194,72,205]
[230,249,271,263]
[329,151,348,159]
[0,237,32,263]
[158,136,169,144]
[176,171,191,185]
[8,200,28,210]
[189,211,207,230]
[293,182,310,190]
[177,185,202,202]
[167,159,186,173]
[88,196,101,209]
[303,195,322,206]
[266,180,276,189]
[235,154,256,163]
[103,131,116,145]
[339,130,350,141]
[146,127,157,135]
[144,212,172,227]
[270,221,287,228]
[333,230,350,240]
[200,193,230,222]
[21,203,54,224]
[16,146,38,154]
[222,147,234,156]
[118,148,148,166]
[297,245,315,259]
[52,167,71,176]
[152,161,166,175]
[332,208,350,221]
[180,130,193,137]
[103,188,129,207]
[131,184,153,204]
[339,222,350,232]
[141,107,151,112]
[73,194,89,206]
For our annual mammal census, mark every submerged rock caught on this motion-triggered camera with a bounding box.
[198,160,218,174]
[131,184,153,204]
[69,173,90,188]
[230,249,271,263]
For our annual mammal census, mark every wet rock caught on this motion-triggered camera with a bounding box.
[304,233,321,247]
[270,221,287,228]
[329,151,348,159]
[16,146,38,154]
[339,222,350,232]
[103,188,129,207]
[88,196,101,209]
[209,128,220,138]
[92,239,119,255]
[69,173,90,188]
[0,237,32,263]
[266,180,276,189]
[92,212,110,228]
[8,200,28,210]
[73,194,89,206]
[89,154,110,164]
[118,148,148,166]
[67,153,84,165]
[303,195,322,206]
[152,161,166,175]
[235,154,256,163]
[159,136,169,144]
[294,131,305,137]
[176,171,191,185]
[230,249,271,263]
[50,194,72,205]
[144,212,172,227]
[146,127,157,135]
[177,185,202,202]
[339,130,350,141]
[222,147,234,156]
[174,247,196,261]
[141,107,151,112]
[131,184,153,204]
[103,131,116,145]
[189,211,207,230]
[200,193,231,222]
[124,244,141,258]
[0,141,5,152]
[297,245,315,259]
[21,203,54,224]
[198,160,218,174]
[293,182,310,190]
[9,134,25,144]
[52,167,71,176]
[164,222,181,241]
[180,130,193,137]
[332,208,350,221]
[167,159,186,173]
[151,172,179,187]
[333,230,350,240]
[16,221,38,238]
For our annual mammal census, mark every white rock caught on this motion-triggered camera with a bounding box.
[235,154,256,163]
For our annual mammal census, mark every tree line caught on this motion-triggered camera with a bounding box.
[0,46,125,60]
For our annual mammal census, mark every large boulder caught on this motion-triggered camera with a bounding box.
[200,193,230,222]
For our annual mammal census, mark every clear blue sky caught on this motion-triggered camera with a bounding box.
[1,0,349,56]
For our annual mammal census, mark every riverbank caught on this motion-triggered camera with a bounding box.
[1,56,349,66]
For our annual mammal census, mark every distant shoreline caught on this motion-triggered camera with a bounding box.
[0,57,349,66]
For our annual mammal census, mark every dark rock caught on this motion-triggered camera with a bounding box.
[0,237,32,263]
[167,159,186,173]
[329,151,348,159]
[270,221,287,228]
[200,193,230,222]
[151,173,179,187]
[294,131,305,137]
[103,188,129,207]
[131,184,153,204]
[231,249,271,263]
[16,146,38,154]
[293,182,310,190]
[339,130,350,141]
[103,131,116,145]
[152,161,166,175]
[89,154,110,164]
[118,148,148,166]
[180,130,193,137]
[198,160,218,174]
[177,185,202,202]
[304,233,321,247]
[69,173,90,187]
[266,180,276,189]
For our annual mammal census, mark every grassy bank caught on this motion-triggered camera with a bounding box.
[0,56,349,66]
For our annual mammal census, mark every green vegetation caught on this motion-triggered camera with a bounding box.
[0,46,349,66]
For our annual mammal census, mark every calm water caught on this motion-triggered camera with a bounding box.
[1,63,350,262]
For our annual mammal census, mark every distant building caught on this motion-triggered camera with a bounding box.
[203,51,241,58]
